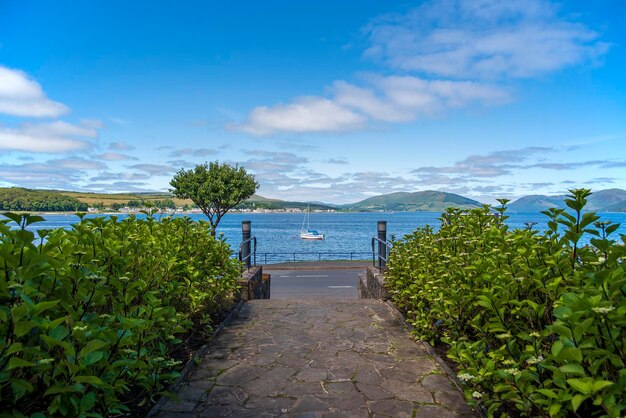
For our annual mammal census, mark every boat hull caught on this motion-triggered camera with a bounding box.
[300,233,324,240]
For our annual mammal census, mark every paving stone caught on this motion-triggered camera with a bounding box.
[355,382,394,401]
[354,363,382,385]
[326,366,356,381]
[160,399,196,413]
[320,391,367,411]
[422,373,458,392]
[214,364,265,386]
[396,358,439,376]
[291,395,332,414]
[294,367,328,382]
[276,353,308,367]
[324,381,356,395]
[380,366,421,383]
[281,380,326,397]
[203,385,248,406]
[379,379,434,403]
[241,366,297,396]
[368,399,415,418]
[158,412,196,418]
[414,405,457,418]
[322,409,369,418]
[243,396,295,414]
[435,391,476,415]
[176,381,213,402]
[156,299,475,417]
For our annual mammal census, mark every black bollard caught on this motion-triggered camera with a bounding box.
[242,220,251,269]
[377,221,387,269]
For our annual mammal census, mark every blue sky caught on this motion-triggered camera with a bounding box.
[0,0,625,204]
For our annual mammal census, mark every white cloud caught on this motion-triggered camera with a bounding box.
[0,121,97,153]
[338,76,509,121]
[108,141,135,151]
[233,76,508,134]
[128,163,176,176]
[364,0,608,79]
[92,152,138,161]
[0,161,82,189]
[0,65,69,117]
[230,97,365,135]
[232,1,607,136]
[49,157,106,171]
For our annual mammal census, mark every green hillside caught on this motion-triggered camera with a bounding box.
[0,188,335,212]
[344,191,483,212]
[507,195,568,212]
[236,195,335,211]
[586,188,626,210]
[0,187,88,212]
[601,200,626,212]
[508,189,626,212]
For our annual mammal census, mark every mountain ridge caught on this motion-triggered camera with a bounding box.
[1,187,626,213]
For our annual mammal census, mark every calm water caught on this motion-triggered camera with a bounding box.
[7,211,626,263]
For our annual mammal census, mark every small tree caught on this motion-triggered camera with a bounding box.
[170,161,258,236]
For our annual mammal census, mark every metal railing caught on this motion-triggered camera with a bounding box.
[238,236,257,269]
[257,251,371,264]
[371,237,392,271]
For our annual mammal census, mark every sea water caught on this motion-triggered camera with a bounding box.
[7,211,626,263]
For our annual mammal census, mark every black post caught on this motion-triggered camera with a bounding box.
[377,221,387,269]
[242,220,251,269]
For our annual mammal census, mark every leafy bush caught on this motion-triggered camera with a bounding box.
[0,213,241,417]
[386,189,625,417]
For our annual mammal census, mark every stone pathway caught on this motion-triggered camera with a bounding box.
[158,299,476,417]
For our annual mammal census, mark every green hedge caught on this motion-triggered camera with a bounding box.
[0,213,241,417]
[386,190,625,417]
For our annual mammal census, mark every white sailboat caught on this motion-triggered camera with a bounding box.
[300,205,324,240]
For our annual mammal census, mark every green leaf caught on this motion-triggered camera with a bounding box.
[8,357,35,370]
[44,383,84,396]
[11,379,33,401]
[49,325,69,341]
[25,215,46,226]
[33,300,60,315]
[536,389,558,399]
[559,364,585,376]
[81,351,104,366]
[80,391,96,412]
[548,403,561,416]
[571,394,588,412]
[6,343,23,355]
[2,212,23,225]
[78,339,108,358]
[567,378,592,395]
[72,375,104,387]
[591,380,613,392]
[13,321,37,338]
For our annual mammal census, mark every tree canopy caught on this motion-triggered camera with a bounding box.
[170,162,258,235]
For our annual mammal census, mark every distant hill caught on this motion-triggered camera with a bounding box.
[586,189,626,211]
[237,195,335,211]
[0,187,88,212]
[508,189,626,213]
[0,188,336,212]
[507,195,568,212]
[343,191,483,212]
[3,187,625,213]
[603,201,626,212]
